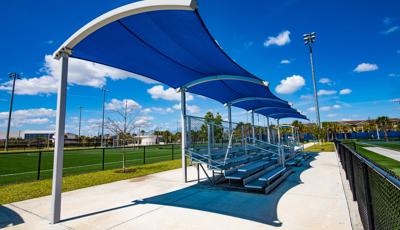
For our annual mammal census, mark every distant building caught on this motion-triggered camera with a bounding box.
[23,130,54,141]
[134,135,161,145]
[23,131,79,144]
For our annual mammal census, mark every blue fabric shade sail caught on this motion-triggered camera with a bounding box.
[54,0,306,120]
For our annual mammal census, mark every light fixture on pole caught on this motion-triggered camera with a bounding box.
[303,32,321,128]
[101,87,110,147]
[4,72,20,151]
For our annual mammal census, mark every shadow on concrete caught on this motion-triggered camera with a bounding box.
[0,205,24,228]
[135,152,319,227]
[61,152,319,227]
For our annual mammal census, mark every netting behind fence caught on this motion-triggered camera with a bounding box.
[336,141,400,230]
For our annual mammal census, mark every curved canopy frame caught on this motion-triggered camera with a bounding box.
[50,1,307,224]
[226,97,289,107]
[178,75,269,91]
[54,0,198,59]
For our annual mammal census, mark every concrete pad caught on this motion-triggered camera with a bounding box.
[1,151,352,230]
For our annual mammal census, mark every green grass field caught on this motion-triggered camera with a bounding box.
[0,144,181,185]
[355,144,400,177]
[360,141,400,151]
[0,159,182,204]
[304,142,335,152]
[342,141,400,178]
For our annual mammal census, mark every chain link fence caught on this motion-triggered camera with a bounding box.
[0,144,181,185]
[335,141,400,230]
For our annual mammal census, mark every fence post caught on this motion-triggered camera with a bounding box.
[362,163,375,230]
[37,151,42,180]
[349,152,357,201]
[143,145,146,164]
[171,144,174,160]
[102,148,105,170]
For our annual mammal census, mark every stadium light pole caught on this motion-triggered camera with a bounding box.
[101,87,109,147]
[4,73,20,151]
[78,106,83,145]
[304,32,321,128]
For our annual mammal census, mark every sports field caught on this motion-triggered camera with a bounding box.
[0,144,180,185]
[360,140,400,151]
[343,140,400,177]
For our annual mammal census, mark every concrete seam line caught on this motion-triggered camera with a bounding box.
[334,150,358,230]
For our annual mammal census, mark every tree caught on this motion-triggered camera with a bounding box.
[292,120,305,141]
[375,116,390,141]
[105,99,141,171]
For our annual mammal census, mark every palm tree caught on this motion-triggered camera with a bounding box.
[375,116,390,141]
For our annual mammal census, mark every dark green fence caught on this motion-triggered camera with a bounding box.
[0,144,181,185]
[335,141,400,230]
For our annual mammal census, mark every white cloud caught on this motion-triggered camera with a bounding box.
[173,103,200,114]
[327,114,338,118]
[339,88,352,95]
[105,98,141,112]
[264,30,291,47]
[142,107,174,114]
[244,41,254,49]
[275,75,305,94]
[383,17,394,26]
[28,118,50,124]
[147,85,193,102]
[300,94,313,100]
[308,104,341,112]
[0,55,157,95]
[141,108,152,114]
[382,25,399,34]
[388,73,399,77]
[354,63,379,73]
[134,116,153,128]
[280,59,290,64]
[318,89,337,96]
[319,78,331,84]
[0,108,55,128]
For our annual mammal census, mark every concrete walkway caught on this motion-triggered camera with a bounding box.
[1,151,351,230]
[364,146,400,162]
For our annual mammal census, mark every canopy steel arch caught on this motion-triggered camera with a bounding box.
[50,0,306,224]
[226,96,289,107]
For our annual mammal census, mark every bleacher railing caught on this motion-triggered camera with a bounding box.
[186,115,281,169]
[335,141,400,230]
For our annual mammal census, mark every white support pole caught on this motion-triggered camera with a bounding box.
[207,123,211,164]
[266,116,271,143]
[291,126,294,144]
[180,89,187,182]
[211,122,215,147]
[187,116,191,147]
[51,51,69,224]
[277,119,284,166]
[227,104,232,133]
[251,110,255,144]
[375,124,380,140]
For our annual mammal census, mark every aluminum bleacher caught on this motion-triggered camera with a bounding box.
[186,115,308,193]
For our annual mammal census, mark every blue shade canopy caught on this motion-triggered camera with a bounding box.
[256,107,299,116]
[54,0,306,120]
[269,113,308,120]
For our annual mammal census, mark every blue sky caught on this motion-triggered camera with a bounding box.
[0,0,399,137]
